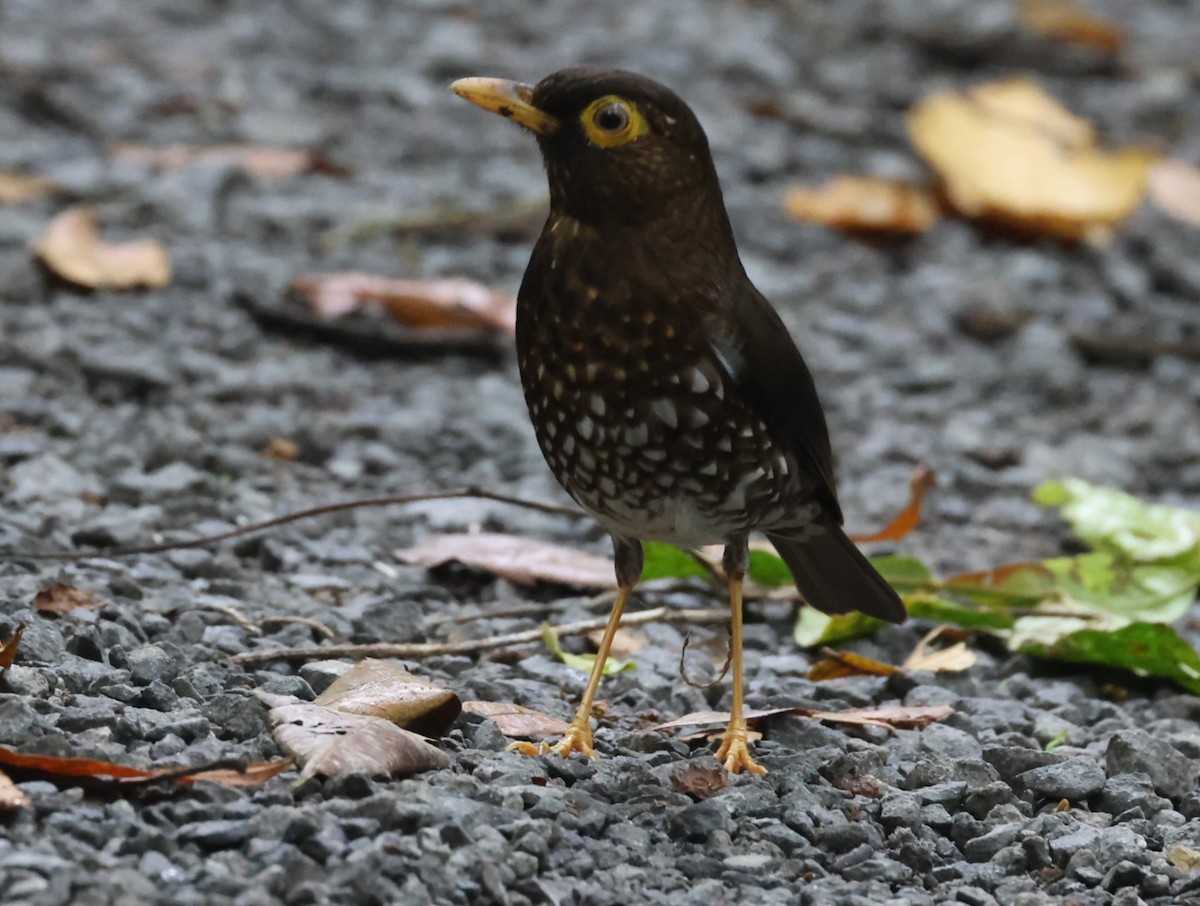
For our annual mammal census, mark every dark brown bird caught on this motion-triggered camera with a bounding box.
[451,68,905,774]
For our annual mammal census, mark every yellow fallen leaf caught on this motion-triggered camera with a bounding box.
[903,627,977,673]
[34,207,171,289]
[1017,0,1124,52]
[908,79,1156,241]
[1167,843,1200,872]
[1147,158,1200,230]
[784,175,939,235]
[0,173,58,205]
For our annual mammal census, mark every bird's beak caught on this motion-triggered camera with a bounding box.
[449,77,560,136]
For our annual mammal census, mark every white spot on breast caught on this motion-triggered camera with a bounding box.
[598,476,617,497]
[590,394,606,416]
[624,423,648,446]
[699,462,719,476]
[562,434,576,455]
[545,421,558,439]
[650,399,678,429]
[578,448,596,470]
[577,417,595,440]
[552,381,564,400]
[686,368,710,394]
[686,408,710,429]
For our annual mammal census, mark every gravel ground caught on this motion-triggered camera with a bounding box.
[3,1,1200,904]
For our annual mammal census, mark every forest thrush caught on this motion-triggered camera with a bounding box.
[451,68,905,774]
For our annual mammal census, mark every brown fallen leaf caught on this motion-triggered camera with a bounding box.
[670,764,728,801]
[903,627,978,673]
[291,272,516,333]
[586,626,647,659]
[34,206,171,289]
[0,624,24,669]
[460,700,570,739]
[33,582,105,615]
[396,533,614,589]
[267,702,450,779]
[1147,158,1200,230]
[850,466,937,544]
[807,649,899,681]
[183,758,295,788]
[314,659,461,738]
[652,704,952,733]
[112,143,348,179]
[0,172,59,205]
[908,79,1156,242]
[261,436,299,461]
[1017,0,1123,52]
[784,175,939,235]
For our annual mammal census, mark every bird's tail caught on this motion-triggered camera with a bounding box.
[767,522,906,623]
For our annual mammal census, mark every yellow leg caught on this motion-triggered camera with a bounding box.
[714,574,767,774]
[511,583,631,760]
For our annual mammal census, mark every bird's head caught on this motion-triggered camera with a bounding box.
[452,68,725,228]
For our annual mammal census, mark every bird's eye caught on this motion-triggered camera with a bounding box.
[594,102,630,133]
[580,95,649,148]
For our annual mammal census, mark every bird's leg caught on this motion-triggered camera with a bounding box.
[715,535,767,775]
[513,537,642,760]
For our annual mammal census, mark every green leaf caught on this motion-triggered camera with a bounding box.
[793,607,886,648]
[1044,728,1069,752]
[870,556,935,590]
[1044,553,1198,622]
[641,542,713,583]
[540,622,635,675]
[1019,622,1200,696]
[1035,478,1200,565]
[748,548,794,587]
[905,595,1015,630]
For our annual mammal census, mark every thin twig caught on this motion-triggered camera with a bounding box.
[230,606,730,666]
[259,615,338,639]
[679,629,732,689]
[0,486,585,561]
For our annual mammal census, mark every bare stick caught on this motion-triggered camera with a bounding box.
[230,606,731,666]
[1,486,585,561]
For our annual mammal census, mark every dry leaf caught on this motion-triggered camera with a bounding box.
[908,79,1156,241]
[1147,158,1200,230]
[586,626,647,659]
[0,173,58,205]
[652,704,952,733]
[1167,843,1200,872]
[261,437,299,461]
[396,533,614,589]
[784,175,939,235]
[112,143,347,179]
[1017,0,1123,52]
[33,582,104,615]
[670,764,728,801]
[0,769,29,811]
[903,627,978,673]
[314,659,461,737]
[851,466,937,544]
[268,702,450,779]
[34,206,171,289]
[291,272,516,333]
[460,700,570,739]
[0,624,24,669]
[807,649,900,681]
[184,758,295,788]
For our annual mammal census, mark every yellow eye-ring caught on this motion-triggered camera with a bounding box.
[581,95,650,148]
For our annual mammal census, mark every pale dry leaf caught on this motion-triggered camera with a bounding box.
[808,705,953,730]
[1167,843,1200,873]
[0,173,59,205]
[184,757,295,788]
[291,272,516,333]
[903,627,978,673]
[34,206,171,289]
[586,626,647,659]
[1147,158,1200,230]
[460,700,570,739]
[33,582,105,615]
[396,533,614,589]
[112,143,343,179]
[1017,0,1124,52]
[670,764,728,801]
[0,769,29,811]
[908,79,1155,240]
[784,175,939,235]
[261,437,299,461]
[268,702,450,779]
[314,659,461,735]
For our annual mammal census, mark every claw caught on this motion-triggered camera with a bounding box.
[715,728,767,775]
[511,723,596,760]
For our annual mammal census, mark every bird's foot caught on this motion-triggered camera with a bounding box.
[715,726,767,775]
[509,722,595,760]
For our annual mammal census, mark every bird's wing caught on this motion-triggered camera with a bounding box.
[702,279,844,524]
